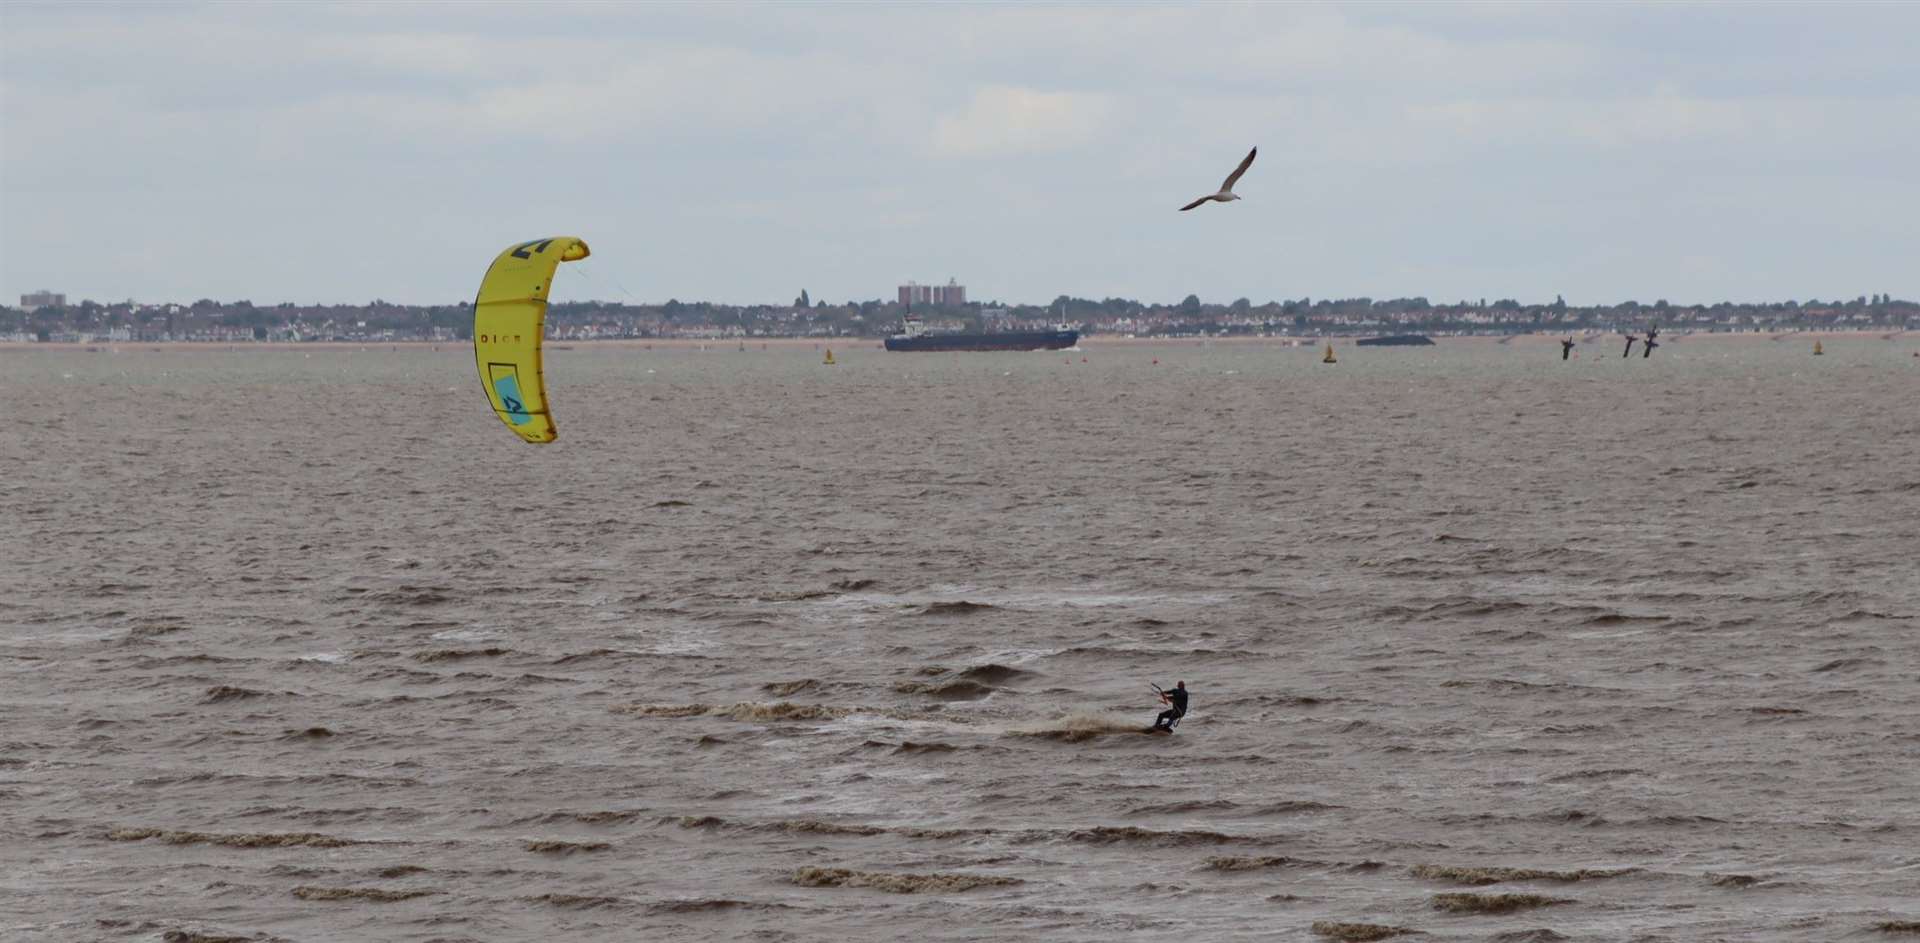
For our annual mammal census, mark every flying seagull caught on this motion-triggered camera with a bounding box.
[1180,147,1257,211]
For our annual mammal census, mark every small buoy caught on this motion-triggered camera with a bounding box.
[1321,341,1337,364]
[1151,358,1159,364]
[1813,340,1824,355]
[823,348,836,365]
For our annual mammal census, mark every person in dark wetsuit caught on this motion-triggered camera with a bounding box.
[1561,337,1576,360]
[1151,681,1189,732]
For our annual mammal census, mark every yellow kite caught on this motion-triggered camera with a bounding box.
[472,237,590,443]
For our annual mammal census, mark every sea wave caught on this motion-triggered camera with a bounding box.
[291,885,434,902]
[914,601,998,617]
[523,839,612,854]
[107,827,368,848]
[1411,864,1639,885]
[789,866,1020,893]
[1431,892,1572,913]
[1204,855,1327,871]
[1007,711,1151,742]
[893,679,997,701]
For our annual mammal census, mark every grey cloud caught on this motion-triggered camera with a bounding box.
[2,2,1913,305]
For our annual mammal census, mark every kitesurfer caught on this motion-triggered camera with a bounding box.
[1622,335,1637,358]
[1561,337,1575,360]
[1150,681,1189,733]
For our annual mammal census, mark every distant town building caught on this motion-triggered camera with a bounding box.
[21,290,65,308]
[897,278,966,308]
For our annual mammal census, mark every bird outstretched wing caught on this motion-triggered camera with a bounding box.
[1221,146,1257,192]
[1179,196,1211,211]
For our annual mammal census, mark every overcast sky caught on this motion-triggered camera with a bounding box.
[3,2,1915,307]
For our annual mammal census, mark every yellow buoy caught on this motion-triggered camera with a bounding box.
[1321,341,1337,364]
[1812,340,1823,355]
[823,348,836,365]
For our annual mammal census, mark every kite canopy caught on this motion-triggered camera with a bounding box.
[472,237,590,443]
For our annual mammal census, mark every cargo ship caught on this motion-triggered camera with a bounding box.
[883,314,1079,352]
[1354,334,1434,346]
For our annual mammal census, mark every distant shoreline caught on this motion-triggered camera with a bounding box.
[0,330,1908,353]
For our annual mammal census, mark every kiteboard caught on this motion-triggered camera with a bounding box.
[1147,682,1183,735]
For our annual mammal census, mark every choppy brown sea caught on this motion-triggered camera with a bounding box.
[3,336,1917,942]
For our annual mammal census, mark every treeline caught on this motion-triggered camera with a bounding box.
[1037,292,1915,332]
[4,292,1913,340]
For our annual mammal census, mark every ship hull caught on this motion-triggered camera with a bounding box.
[1354,334,1434,346]
[884,330,1079,352]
